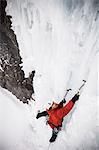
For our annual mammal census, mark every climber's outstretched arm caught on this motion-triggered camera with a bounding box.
[36,111,48,119]
[57,94,79,119]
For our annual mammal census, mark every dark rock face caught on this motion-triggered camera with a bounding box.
[0,0,35,103]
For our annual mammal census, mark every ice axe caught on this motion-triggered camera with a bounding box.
[48,89,72,105]
[77,80,86,94]
[64,88,72,99]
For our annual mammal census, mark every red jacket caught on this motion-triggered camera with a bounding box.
[46,100,74,129]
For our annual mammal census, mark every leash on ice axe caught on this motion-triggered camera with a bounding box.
[76,80,86,95]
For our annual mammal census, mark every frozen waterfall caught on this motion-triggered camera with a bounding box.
[2,0,99,149]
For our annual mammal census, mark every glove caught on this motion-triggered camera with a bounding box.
[62,98,66,104]
[72,93,79,103]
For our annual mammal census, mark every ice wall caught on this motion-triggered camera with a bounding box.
[6,0,98,149]
[0,87,37,150]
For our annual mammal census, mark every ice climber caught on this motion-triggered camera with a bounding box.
[36,93,80,142]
